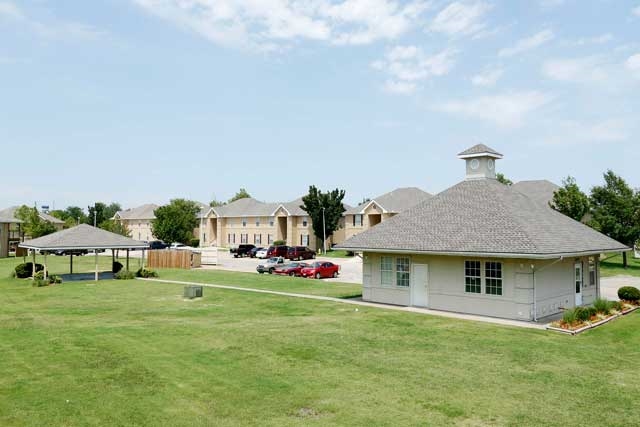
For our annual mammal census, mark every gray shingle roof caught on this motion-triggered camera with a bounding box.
[0,216,21,223]
[114,204,159,220]
[19,224,149,250]
[201,197,312,218]
[457,144,503,158]
[0,206,65,224]
[512,180,560,207]
[337,178,628,258]
[346,187,432,215]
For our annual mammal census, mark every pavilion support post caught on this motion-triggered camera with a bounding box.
[32,250,36,280]
[95,251,99,282]
[43,253,47,280]
[142,250,146,269]
[70,254,73,274]
[126,249,130,271]
[112,250,115,271]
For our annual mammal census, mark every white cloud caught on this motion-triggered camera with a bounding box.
[373,45,456,95]
[542,56,608,83]
[498,29,554,57]
[437,91,552,128]
[567,33,614,46]
[383,80,417,94]
[471,67,503,86]
[428,1,491,37]
[627,53,640,78]
[543,118,630,145]
[133,0,430,50]
[0,1,104,40]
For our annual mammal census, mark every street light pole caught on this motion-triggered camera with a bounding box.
[322,207,326,255]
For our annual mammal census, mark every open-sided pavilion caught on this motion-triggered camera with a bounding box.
[19,224,149,281]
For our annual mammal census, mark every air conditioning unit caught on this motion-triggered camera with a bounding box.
[184,285,203,299]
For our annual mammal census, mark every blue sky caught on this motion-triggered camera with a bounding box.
[1,0,639,211]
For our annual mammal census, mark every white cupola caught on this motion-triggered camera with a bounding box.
[457,144,503,180]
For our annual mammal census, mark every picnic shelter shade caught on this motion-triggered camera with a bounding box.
[19,224,149,280]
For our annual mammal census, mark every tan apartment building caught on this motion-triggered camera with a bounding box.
[199,198,317,249]
[0,206,65,242]
[113,204,159,242]
[337,188,432,243]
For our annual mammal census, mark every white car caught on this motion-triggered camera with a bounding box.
[255,248,269,259]
[256,257,285,274]
[170,243,194,250]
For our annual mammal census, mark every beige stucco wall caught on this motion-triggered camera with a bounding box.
[343,208,396,242]
[122,219,155,242]
[362,252,601,321]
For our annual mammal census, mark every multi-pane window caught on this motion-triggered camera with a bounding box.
[300,234,309,246]
[256,219,260,227]
[353,214,363,227]
[255,234,262,244]
[380,256,393,285]
[240,234,248,244]
[589,258,596,287]
[485,262,503,295]
[465,261,481,293]
[396,257,410,287]
[302,217,308,227]
[268,234,274,244]
[269,217,275,227]
[242,218,247,227]
[228,234,235,244]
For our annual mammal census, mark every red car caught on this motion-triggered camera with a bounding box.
[273,262,309,277]
[300,262,340,279]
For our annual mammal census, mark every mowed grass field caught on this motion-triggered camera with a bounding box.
[600,253,640,277]
[1,256,640,426]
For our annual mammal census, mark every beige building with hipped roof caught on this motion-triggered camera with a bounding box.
[337,144,630,322]
[199,197,318,249]
[113,204,159,242]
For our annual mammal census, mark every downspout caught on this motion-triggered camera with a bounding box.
[531,256,564,322]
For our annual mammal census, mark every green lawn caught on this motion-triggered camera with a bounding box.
[156,268,362,298]
[1,257,640,426]
[320,250,355,259]
[600,253,640,277]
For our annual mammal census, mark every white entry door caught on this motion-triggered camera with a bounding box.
[411,264,429,307]
[575,261,583,306]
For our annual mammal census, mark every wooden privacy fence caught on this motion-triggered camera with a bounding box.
[147,250,201,269]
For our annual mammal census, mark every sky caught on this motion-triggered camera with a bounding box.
[1,0,639,211]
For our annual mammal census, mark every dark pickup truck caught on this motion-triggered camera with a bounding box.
[230,244,255,258]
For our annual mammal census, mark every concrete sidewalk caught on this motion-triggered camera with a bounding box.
[138,278,547,330]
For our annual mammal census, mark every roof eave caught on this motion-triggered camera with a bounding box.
[19,244,150,250]
[457,152,504,159]
[332,246,631,260]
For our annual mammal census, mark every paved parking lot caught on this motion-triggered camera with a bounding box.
[205,250,363,284]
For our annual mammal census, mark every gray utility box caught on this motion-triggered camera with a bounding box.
[184,285,203,299]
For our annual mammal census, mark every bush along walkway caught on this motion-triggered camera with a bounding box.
[137,278,547,330]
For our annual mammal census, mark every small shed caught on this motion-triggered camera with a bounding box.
[19,224,149,281]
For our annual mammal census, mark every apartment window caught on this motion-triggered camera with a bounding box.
[256,218,260,227]
[485,262,503,296]
[396,257,410,287]
[228,234,236,244]
[242,218,247,227]
[268,234,274,244]
[255,234,262,244]
[353,214,363,227]
[380,256,393,286]
[300,234,309,246]
[464,261,482,294]
[269,217,275,227]
[203,233,206,243]
[302,217,308,227]
[240,234,248,244]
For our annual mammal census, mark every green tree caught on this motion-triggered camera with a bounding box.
[99,219,130,237]
[15,205,57,238]
[64,206,87,227]
[86,202,121,226]
[151,199,200,244]
[228,188,251,203]
[550,176,590,222]
[589,170,640,268]
[300,186,346,251]
[210,199,225,207]
[496,173,513,186]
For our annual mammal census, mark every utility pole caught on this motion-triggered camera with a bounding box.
[322,207,326,254]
